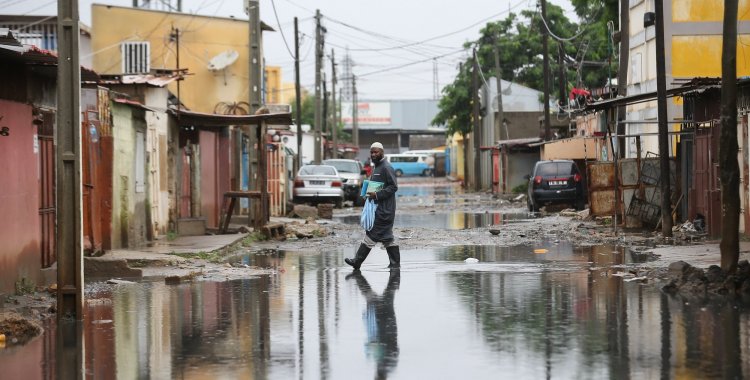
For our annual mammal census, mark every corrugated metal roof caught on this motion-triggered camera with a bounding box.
[113,98,157,112]
[496,137,543,147]
[170,109,292,128]
[96,73,182,87]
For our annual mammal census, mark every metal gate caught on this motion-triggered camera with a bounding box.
[691,124,721,237]
[267,142,286,216]
[37,110,56,268]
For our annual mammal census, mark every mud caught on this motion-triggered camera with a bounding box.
[0,313,42,347]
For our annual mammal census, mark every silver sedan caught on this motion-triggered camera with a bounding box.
[293,165,345,208]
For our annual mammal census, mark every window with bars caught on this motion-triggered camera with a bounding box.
[121,41,150,74]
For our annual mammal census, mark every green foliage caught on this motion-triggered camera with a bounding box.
[14,278,35,295]
[434,1,619,133]
[290,96,315,126]
[511,183,527,194]
[167,231,178,241]
[241,231,268,247]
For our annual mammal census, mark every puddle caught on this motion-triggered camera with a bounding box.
[2,244,748,379]
[335,211,530,230]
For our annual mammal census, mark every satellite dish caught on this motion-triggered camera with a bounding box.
[207,50,239,71]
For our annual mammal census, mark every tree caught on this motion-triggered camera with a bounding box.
[290,95,315,126]
[434,2,617,130]
[720,0,740,273]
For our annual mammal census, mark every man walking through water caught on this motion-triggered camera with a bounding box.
[345,142,400,269]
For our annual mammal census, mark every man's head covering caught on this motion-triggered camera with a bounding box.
[370,142,384,150]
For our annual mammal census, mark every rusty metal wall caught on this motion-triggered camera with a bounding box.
[587,162,616,216]
[37,109,56,268]
[266,143,287,217]
[691,125,722,237]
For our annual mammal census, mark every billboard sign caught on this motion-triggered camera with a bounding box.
[341,102,391,127]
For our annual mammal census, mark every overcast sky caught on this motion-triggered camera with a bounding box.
[5,0,576,101]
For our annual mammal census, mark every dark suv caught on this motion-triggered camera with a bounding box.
[527,160,586,212]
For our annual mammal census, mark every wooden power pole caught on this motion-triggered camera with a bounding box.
[541,0,551,140]
[331,49,338,158]
[57,0,84,377]
[352,75,359,148]
[654,0,673,237]
[472,50,481,192]
[294,17,302,169]
[720,0,740,272]
[314,9,322,164]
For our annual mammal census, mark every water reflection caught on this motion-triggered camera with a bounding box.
[347,270,401,379]
[1,245,749,379]
[335,211,529,230]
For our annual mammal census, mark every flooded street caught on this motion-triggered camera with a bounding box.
[2,179,750,379]
[3,243,750,379]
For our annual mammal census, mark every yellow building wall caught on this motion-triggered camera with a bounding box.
[265,65,282,104]
[92,5,255,113]
[672,0,750,22]
[277,82,298,105]
[672,35,750,77]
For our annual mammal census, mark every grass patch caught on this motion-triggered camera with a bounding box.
[511,184,527,194]
[14,278,35,295]
[241,231,267,247]
[167,231,178,241]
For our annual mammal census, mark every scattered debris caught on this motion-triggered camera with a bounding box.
[0,314,42,347]
[464,258,479,263]
[106,279,136,285]
[489,229,501,235]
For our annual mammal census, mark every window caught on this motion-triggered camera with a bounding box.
[121,41,150,74]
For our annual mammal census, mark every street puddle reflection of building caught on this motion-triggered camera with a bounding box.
[2,245,749,379]
[335,211,529,230]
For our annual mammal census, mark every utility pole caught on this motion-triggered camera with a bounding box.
[617,0,629,155]
[720,0,740,272]
[352,75,359,148]
[247,0,261,188]
[323,78,328,159]
[170,26,181,108]
[557,42,566,110]
[57,0,84,377]
[331,49,338,158]
[472,50,481,192]
[494,45,506,140]
[314,9,323,164]
[433,58,439,100]
[541,0,551,140]
[294,17,302,169]
[654,0,672,237]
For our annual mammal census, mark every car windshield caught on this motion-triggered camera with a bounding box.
[323,161,359,173]
[536,162,575,176]
[299,166,337,176]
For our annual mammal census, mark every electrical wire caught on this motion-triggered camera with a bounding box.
[269,0,296,59]
[327,0,528,53]
[358,48,467,78]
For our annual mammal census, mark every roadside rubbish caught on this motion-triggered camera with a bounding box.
[533,249,548,254]
[464,258,479,263]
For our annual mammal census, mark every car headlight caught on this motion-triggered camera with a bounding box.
[348,179,359,186]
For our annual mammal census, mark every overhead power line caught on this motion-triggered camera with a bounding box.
[327,0,528,53]
[270,0,296,59]
[358,48,467,78]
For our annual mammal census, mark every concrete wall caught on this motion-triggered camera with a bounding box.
[111,102,149,249]
[0,100,40,295]
[143,87,172,237]
[92,5,272,114]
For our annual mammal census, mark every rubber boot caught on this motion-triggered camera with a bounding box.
[385,246,401,268]
[345,243,371,270]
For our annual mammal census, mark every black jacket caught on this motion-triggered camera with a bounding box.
[366,158,398,242]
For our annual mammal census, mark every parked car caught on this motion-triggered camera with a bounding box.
[293,165,344,208]
[323,159,366,205]
[526,160,586,212]
[385,154,432,176]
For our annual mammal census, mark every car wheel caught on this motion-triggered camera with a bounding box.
[395,169,403,177]
[422,169,432,176]
[334,198,343,209]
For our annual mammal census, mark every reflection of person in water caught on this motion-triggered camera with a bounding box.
[347,270,400,379]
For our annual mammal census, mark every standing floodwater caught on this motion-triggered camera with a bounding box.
[2,243,748,379]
